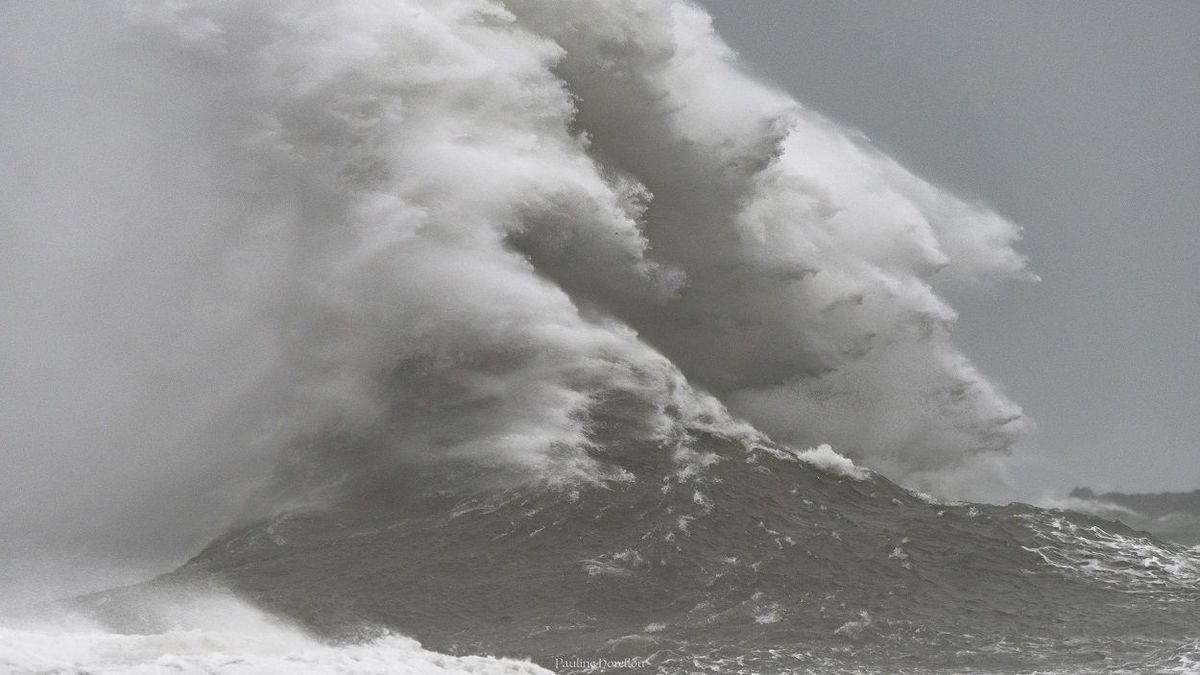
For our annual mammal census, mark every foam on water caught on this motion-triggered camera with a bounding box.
[1019,512,1200,590]
[0,592,549,675]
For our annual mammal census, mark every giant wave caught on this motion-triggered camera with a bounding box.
[1,0,1196,673]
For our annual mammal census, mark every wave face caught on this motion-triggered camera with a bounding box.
[2,0,1197,672]
[48,430,1200,674]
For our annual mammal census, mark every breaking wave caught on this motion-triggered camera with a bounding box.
[6,1,1197,673]
[2,0,1032,601]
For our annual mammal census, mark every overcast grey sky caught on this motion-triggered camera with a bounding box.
[700,0,1200,493]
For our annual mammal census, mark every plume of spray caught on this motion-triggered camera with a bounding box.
[0,0,1031,603]
[505,0,1034,483]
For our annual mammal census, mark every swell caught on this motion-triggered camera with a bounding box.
[16,383,1199,672]
[86,425,1200,674]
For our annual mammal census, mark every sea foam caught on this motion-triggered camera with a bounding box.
[0,591,549,675]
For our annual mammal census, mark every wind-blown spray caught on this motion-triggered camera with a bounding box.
[2,0,1029,602]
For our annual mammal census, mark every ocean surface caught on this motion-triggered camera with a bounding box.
[7,427,1200,673]
[2,0,1197,672]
